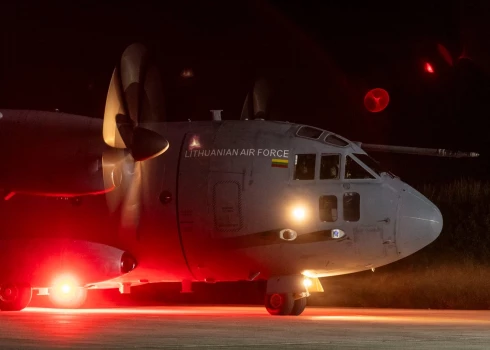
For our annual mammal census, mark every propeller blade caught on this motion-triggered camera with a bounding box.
[101,149,130,212]
[102,43,170,234]
[120,43,148,125]
[240,92,251,120]
[103,69,127,148]
[241,78,271,120]
[252,78,270,119]
[121,161,142,230]
[141,64,166,123]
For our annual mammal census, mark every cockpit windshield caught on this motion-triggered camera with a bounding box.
[353,153,394,177]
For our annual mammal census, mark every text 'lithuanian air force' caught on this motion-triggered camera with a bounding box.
[184,149,290,158]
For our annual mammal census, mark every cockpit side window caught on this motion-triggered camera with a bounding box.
[320,154,340,180]
[294,154,316,180]
[345,155,375,179]
[324,134,349,147]
[353,153,384,176]
[296,126,323,139]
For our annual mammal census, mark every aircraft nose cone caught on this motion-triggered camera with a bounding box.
[397,187,443,257]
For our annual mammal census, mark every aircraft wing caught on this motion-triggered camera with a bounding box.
[0,109,110,198]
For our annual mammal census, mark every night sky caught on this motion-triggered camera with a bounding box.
[2,0,490,183]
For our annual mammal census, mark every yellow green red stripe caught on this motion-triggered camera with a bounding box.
[271,158,288,168]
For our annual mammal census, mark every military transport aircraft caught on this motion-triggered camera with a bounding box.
[0,43,478,315]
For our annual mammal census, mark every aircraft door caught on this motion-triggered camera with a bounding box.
[177,130,216,280]
[210,177,243,235]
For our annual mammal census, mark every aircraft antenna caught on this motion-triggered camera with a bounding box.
[359,143,479,158]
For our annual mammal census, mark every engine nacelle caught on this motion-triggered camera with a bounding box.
[0,239,136,288]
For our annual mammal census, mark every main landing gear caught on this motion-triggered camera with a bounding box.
[0,282,32,311]
[264,275,322,316]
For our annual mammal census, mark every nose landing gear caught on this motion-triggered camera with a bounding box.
[265,292,307,315]
[0,282,32,311]
[264,274,321,316]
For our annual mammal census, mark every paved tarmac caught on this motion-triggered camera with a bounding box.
[1,306,489,349]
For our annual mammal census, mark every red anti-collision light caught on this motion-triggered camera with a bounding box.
[424,62,435,73]
[364,88,390,113]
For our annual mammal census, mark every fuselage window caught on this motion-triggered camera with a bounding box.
[294,154,316,180]
[320,154,340,180]
[343,192,360,221]
[296,126,323,139]
[319,195,338,222]
[345,155,375,179]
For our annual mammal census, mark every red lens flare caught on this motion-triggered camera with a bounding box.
[437,44,453,66]
[363,88,390,113]
[424,62,435,73]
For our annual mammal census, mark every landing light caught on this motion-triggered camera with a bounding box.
[302,270,316,278]
[303,278,313,288]
[292,207,306,221]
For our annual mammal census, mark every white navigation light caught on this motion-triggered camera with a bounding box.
[331,229,345,239]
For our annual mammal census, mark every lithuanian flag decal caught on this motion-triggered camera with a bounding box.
[271,158,288,168]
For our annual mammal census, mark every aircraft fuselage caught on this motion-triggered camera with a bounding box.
[0,110,442,288]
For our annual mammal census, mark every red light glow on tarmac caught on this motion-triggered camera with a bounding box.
[24,306,267,316]
[19,306,490,325]
[3,307,490,349]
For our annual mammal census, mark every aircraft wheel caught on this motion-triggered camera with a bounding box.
[290,297,307,316]
[0,282,33,311]
[265,292,294,315]
[49,287,87,309]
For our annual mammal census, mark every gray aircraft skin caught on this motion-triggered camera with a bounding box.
[0,43,472,315]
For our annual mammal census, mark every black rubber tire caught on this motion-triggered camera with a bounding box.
[265,293,295,315]
[290,297,307,315]
[0,283,33,311]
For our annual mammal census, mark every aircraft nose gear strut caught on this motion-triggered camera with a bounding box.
[264,275,319,316]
